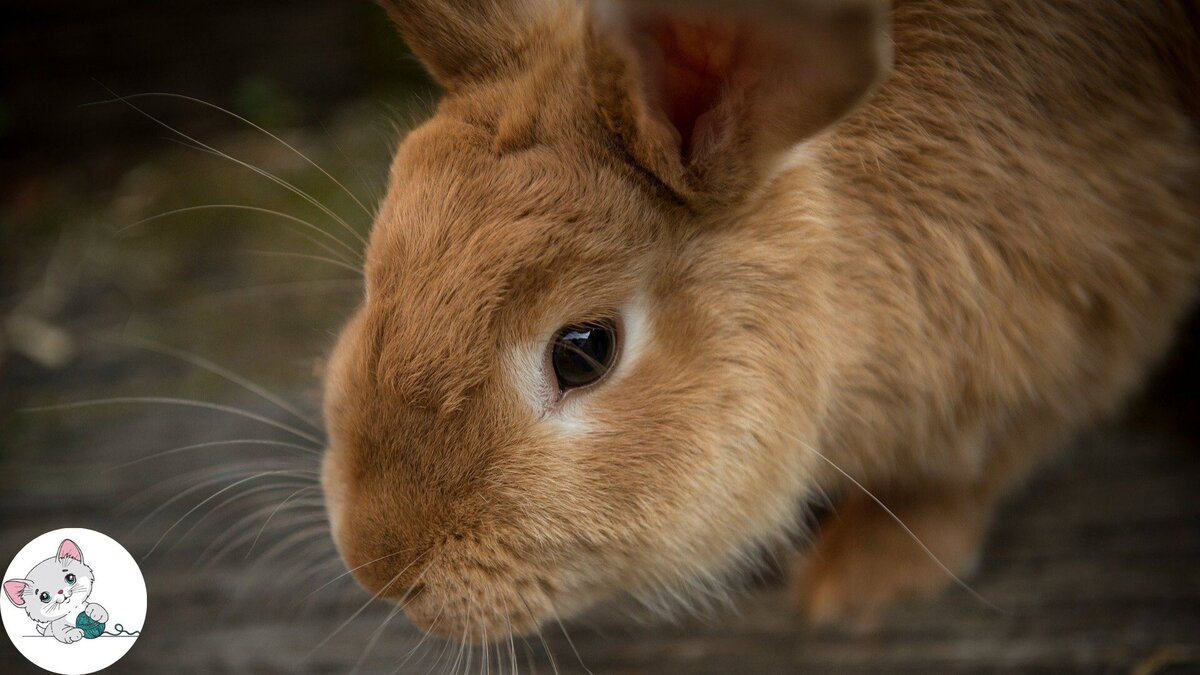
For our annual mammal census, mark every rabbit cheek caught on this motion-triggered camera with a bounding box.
[318,450,349,555]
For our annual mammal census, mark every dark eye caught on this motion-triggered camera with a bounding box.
[550,319,618,392]
[65,573,76,585]
[39,592,50,603]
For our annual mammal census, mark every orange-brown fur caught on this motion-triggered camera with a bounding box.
[321,0,1200,641]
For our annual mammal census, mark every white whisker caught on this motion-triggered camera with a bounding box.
[182,278,362,307]
[315,113,384,209]
[104,335,324,432]
[120,203,363,265]
[234,249,363,275]
[129,466,293,530]
[91,91,376,220]
[23,396,323,446]
[518,596,559,675]
[144,469,315,558]
[301,549,413,602]
[795,438,1006,613]
[550,609,591,675]
[108,438,319,472]
[395,598,445,675]
[245,485,320,558]
[502,598,518,675]
[93,86,369,250]
[170,482,316,558]
[350,601,406,674]
[350,565,432,673]
[299,548,428,665]
[196,495,324,567]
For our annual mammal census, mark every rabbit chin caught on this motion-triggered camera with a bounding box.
[388,547,578,642]
[323,429,810,644]
[320,459,562,641]
[336,528,723,643]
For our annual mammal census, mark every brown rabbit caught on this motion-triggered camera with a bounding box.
[319,0,1200,640]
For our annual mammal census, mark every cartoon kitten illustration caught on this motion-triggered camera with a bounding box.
[4,539,108,643]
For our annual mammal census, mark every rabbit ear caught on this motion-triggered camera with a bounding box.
[4,579,31,607]
[586,0,890,204]
[377,0,570,89]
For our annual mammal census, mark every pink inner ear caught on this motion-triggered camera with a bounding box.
[4,580,28,607]
[640,15,739,159]
[58,539,83,564]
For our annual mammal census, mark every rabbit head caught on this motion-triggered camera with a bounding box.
[321,0,889,641]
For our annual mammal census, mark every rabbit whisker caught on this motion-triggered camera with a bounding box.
[299,548,428,665]
[394,597,445,674]
[314,113,384,209]
[350,565,433,675]
[93,84,369,250]
[145,469,315,558]
[171,483,314,560]
[502,598,518,675]
[550,608,591,675]
[234,248,364,275]
[518,595,559,675]
[195,491,324,565]
[245,485,320,558]
[302,548,416,602]
[447,605,470,675]
[128,465,305,529]
[793,437,1006,614]
[349,601,406,674]
[107,438,320,472]
[88,91,376,220]
[182,277,362,308]
[23,396,323,446]
[120,199,362,266]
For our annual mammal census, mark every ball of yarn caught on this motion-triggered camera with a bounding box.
[75,611,105,639]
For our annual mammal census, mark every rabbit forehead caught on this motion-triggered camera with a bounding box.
[372,113,644,266]
[359,118,657,398]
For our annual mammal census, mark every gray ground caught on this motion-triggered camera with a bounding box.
[1,97,1198,675]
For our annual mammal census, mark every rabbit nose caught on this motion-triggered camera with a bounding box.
[57,590,63,595]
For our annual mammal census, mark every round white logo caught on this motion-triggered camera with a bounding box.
[3,529,146,675]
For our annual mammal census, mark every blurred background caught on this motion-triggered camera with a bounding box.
[1,1,1198,673]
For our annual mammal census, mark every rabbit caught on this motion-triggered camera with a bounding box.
[319,0,1200,641]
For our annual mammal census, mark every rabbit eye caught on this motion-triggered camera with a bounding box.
[550,319,618,392]
[65,573,76,584]
[39,592,50,603]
